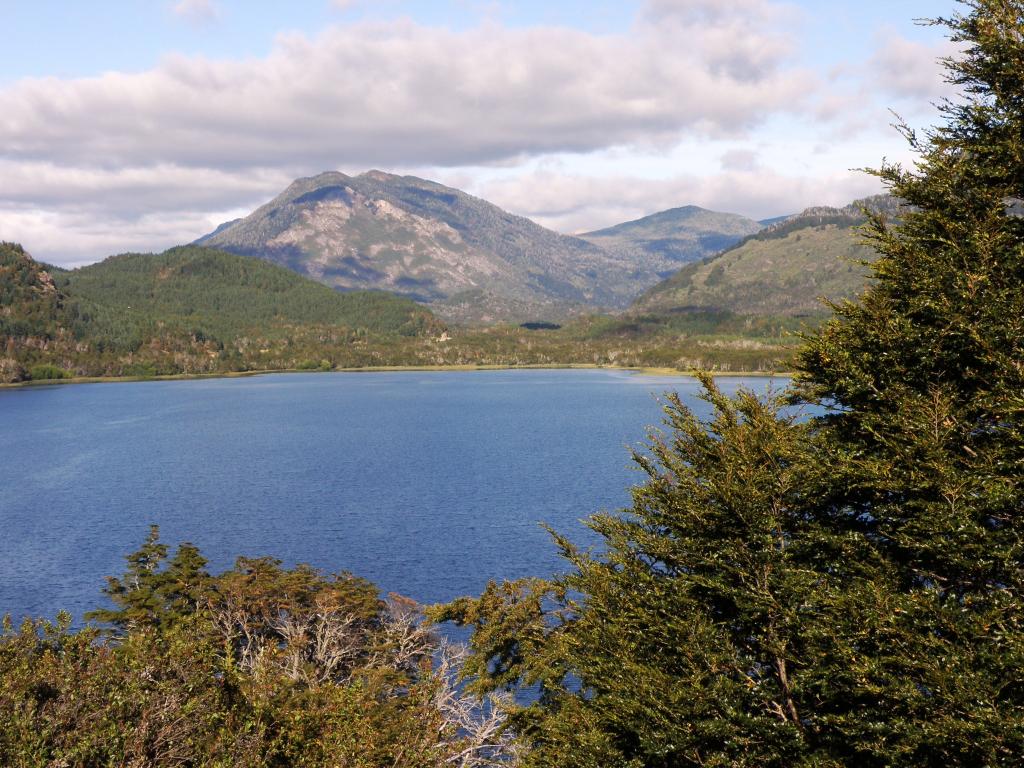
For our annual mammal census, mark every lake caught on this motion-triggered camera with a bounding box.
[0,369,789,622]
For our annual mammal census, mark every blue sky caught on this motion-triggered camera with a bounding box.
[0,1,952,83]
[0,0,962,265]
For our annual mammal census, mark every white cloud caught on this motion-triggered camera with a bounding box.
[2,1,948,267]
[719,149,761,172]
[802,29,958,144]
[868,33,960,103]
[172,0,219,25]
[0,162,289,217]
[0,207,236,267]
[641,0,801,83]
[0,13,812,172]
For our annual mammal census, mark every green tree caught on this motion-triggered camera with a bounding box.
[434,380,857,767]
[86,525,211,632]
[793,0,1024,761]
[437,2,1024,765]
[4,533,519,766]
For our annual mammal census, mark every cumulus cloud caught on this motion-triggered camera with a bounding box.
[1,1,826,265]
[0,13,811,172]
[641,0,800,82]
[868,33,960,102]
[0,207,237,267]
[13,0,955,270]
[805,29,958,145]
[0,162,289,217]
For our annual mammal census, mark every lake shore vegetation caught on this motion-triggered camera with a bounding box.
[0,242,805,385]
[0,527,517,767]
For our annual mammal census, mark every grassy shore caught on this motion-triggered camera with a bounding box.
[0,363,794,390]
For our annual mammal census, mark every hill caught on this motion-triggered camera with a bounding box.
[197,171,655,323]
[61,246,441,339]
[0,242,64,340]
[631,196,898,317]
[0,243,444,382]
[1,240,800,381]
[0,242,71,381]
[578,205,763,275]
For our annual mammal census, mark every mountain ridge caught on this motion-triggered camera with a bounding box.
[198,170,648,323]
[578,204,763,275]
[631,194,898,317]
[197,171,767,323]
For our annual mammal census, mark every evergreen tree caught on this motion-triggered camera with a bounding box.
[435,380,861,766]
[438,2,1024,765]
[794,0,1024,761]
[86,525,211,632]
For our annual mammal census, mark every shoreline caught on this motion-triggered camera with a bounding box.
[0,363,795,390]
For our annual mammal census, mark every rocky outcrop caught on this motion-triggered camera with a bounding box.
[197,171,659,323]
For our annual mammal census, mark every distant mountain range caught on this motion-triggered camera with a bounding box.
[197,171,761,323]
[4,172,897,382]
[631,196,896,318]
[578,205,763,276]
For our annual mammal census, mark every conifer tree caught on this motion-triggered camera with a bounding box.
[793,0,1024,761]
[86,525,211,631]
[435,381,853,766]
[438,3,1024,765]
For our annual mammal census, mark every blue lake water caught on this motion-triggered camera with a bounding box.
[0,369,789,622]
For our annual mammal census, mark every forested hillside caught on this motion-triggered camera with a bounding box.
[0,243,445,382]
[632,195,898,317]
[60,246,443,339]
[1,241,807,382]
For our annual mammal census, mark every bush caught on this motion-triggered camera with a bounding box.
[27,364,70,381]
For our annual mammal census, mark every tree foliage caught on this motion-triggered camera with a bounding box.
[436,3,1024,765]
[1,528,518,767]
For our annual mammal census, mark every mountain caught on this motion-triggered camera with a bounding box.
[0,243,443,382]
[2,241,799,380]
[197,171,655,323]
[631,195,899,317]
[758,214,793,227]
[577,205,763,275]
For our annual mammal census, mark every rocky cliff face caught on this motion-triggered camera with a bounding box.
[198,171,656,323]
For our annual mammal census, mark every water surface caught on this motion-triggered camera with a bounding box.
[0,369,788,620]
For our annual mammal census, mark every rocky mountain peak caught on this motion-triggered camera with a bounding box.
[196,171,654,322]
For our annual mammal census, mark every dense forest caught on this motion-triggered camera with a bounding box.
[0,244,447,381]
[2,1,1022,766]
[0,243,800,384]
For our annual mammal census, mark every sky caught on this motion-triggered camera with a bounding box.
[0,0,963,267]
